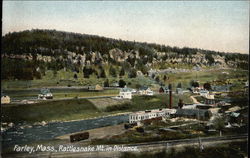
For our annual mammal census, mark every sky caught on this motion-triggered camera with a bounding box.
[2,1,249,54]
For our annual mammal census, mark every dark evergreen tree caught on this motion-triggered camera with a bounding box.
[155,76,160,83]
[119,67,125,77]
[74,74,78,79]
[118,79,126,88]
[104,79,109,87]
[203,82,211,90]
[109,66,117,77]
[177,83,182,88]
[100,68,106,78]
[163,75,167,81]
[129,68,137,78]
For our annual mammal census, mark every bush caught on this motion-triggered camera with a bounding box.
[119,79,126,88]
[105,103,130,112]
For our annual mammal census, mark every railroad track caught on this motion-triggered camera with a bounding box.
[3,134,247,158]
[126,133,248,147]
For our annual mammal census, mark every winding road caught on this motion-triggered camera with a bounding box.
[190,95,200,104]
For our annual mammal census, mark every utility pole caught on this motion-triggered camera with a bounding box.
[198,137,204,151]
[168,84,172,109]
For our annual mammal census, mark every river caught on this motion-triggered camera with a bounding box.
[2,114,129,149]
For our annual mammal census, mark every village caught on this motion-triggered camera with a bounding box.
[1,74,248,152]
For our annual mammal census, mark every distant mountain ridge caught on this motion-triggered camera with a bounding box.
[1,29,248,80]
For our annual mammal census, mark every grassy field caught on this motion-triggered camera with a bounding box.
[159,69,248,89]
[1,69,155,90]
[2,94,193,124]
[122,93,193,112]
[2,99,103,124]
[3,89,119,100]
[1,68,248,92]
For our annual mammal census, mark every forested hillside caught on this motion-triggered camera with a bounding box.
[1,29,248,80]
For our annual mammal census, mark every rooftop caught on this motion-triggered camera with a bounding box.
[120,88,133,92]
[130,108,176,115]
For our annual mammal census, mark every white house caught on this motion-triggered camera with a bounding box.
[199,90,215,101]
[138,86,154,96]
[192,87,201,94]
[182,104,212,110]
[38,88,53,99]
[1,95,11,104]
[129,108,176,123]
[199,90,209,97]
[119,88,132,99]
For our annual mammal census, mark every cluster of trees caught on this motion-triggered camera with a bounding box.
[4,29,247,59]
[103,79,126,88]
[1,58,42,80]
[2,29,248,80]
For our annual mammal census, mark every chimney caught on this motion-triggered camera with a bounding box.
[168,84,172,109]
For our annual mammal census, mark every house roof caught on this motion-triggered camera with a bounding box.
[130,108,176,116]
[160,86,169,90]
[175,109,209,117]
[211,85,231,91]
[139,86,150,90]
[40,88,51,94]
[120,88,133,92]
[1,95,10,98]
[230,112,240,117]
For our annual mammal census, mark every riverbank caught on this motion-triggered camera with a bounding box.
[56,123,126,141]
[2,94,192,125]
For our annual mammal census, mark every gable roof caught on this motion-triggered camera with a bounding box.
[139,86,150,90]
[120,88,133,92]
[40,88,51,94]
[175,109,209,117]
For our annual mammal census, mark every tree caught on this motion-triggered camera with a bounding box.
[129,68,137,78]
[163,75,167,81]
[178,99,184,109]
[104,79,109,87]
[73,74,78,79]
[83,66,96,78]
[177,83,182,88]
[190,80,199,87]
[109,66,117,77]
[100,68,106,78]
[155,76,160,83]
[118,79,126,88]
[119,67,125,77]
[213,116,225,136]
[151,74,155,79]
[203,82,211,90]
[205,53,215,65]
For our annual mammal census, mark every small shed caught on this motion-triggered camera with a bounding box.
[1,95,11,104]
[88,84,104,91]
[111,82,119,87]
[95,84,104,91]
[159,86,169,94]
[176,88,184,94]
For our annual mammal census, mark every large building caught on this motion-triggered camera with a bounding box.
[138,86,154,96]
[129,108,176,123]
[172,109,211,120]
[119,88,132,99]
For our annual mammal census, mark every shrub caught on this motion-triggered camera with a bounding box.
[105,103,130,112]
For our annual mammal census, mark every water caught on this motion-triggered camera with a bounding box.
[2,114,129,148]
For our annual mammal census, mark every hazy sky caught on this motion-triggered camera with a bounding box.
[2,1,249,54]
